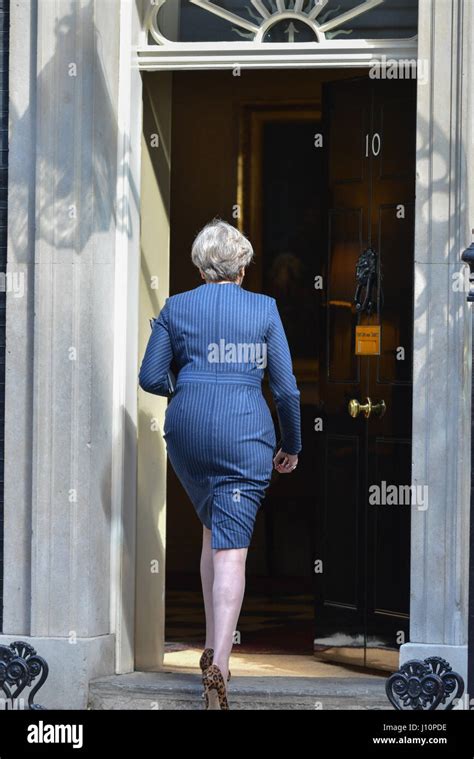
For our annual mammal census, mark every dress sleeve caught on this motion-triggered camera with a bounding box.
[138,299,174,397]
[265,298,302,455]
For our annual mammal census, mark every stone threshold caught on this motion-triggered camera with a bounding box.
[88,671,391,710]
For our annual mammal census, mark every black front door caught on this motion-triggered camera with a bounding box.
[314,77,416,669]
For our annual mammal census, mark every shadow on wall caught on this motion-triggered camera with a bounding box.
[6,0,143,659]
[9,1,126,260]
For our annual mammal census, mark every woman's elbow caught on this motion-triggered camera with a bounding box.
[272,385,300,404]
[139,370,156,394]
[138,370,168,396]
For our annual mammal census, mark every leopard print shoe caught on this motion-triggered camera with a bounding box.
[199,648,231,708]
[199,648,231,681]
[199,647,214,673]
[202,664,229,710]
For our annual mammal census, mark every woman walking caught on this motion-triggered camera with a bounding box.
[138,219,302,709]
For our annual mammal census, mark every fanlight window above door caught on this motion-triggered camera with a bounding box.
[147,0,419,45]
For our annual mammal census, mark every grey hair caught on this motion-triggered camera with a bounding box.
[191,219,254,282]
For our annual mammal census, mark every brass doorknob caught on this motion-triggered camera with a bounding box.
[348,397,386,419]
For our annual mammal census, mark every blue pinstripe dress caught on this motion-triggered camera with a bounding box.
[138,282,302,550]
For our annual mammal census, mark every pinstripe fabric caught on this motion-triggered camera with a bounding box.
[138,282,301,549]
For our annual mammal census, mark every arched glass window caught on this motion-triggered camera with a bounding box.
[149,0,418,46]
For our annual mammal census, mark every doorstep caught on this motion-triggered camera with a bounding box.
[88,672,393,711]
[88,671,390,710]
[89,650,392,710]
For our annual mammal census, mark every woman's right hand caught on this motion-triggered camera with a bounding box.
[273,448,298,474]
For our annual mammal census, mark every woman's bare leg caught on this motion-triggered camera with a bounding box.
[200,526,214,649]
[211,547,248,681]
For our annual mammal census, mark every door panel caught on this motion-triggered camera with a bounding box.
[315,79,372,667]
[315,77,415,670]
[365,79,415,668]
[327,210,362,383]
[324,434,360,606]
[376,203,414,384]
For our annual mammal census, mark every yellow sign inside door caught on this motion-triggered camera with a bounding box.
[355,325,381,355]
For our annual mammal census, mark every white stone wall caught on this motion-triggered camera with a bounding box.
[400,0,474,687]
[2,0,127,708]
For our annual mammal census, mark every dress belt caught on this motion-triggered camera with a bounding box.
[176,369,263,388]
